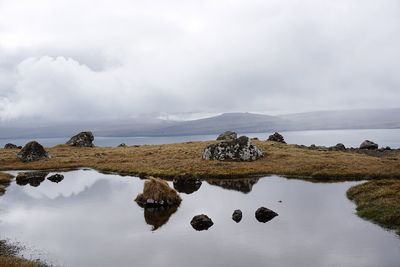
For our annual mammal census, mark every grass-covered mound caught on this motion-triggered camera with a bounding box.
[135,177,182,207]
[347,180,400,235]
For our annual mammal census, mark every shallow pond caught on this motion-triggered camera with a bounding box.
[0,170,399,267]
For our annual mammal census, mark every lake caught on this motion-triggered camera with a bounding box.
[1,129,400,148]
[0,170,399,267]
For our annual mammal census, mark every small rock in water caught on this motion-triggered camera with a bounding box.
[232,210,242,223]
[47,174,64,183]
[191,214,214,231]
[255,207,278,223]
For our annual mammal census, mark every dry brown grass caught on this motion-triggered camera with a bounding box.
[0,256,42,267]
[0,141,399,181]
[347,180,400,235]
[135,177,182,205]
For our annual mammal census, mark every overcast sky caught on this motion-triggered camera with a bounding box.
[0,0,399,122]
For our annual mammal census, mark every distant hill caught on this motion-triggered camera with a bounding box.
[0,108,399,139]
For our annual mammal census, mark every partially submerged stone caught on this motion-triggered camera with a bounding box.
[255,207,278,223]
[47,174,64,183]
[216,131,237,141]
[66,131,94,147]
[191,214,214,231]
[203,136,263,161]
[232,210,242,223]
[360,140,378,150]
[135,177,182,207]
[16,171,48,187]
[17,141,48,162]
[267,132,286,144]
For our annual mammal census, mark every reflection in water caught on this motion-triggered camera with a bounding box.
[15,172,48,187]
[206,178,259,193]
[173,179,202,194]
[47,174,64,183]
[0,170,399,267]
[143,206,179,231]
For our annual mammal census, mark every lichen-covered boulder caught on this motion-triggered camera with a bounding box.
[360,140,378,150]
[135,177,182,207]
[190,214,214,231]
[17,141,48,162]
[66,131,94,147]
[267,132,286,144]
[255,207,278,223]
[203,136,263,161]
[216,131,237,141]
[4,143,21,149]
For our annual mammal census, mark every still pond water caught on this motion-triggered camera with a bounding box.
[0,170,399,267]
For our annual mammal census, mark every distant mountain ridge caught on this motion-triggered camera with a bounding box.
[1,108,399,139]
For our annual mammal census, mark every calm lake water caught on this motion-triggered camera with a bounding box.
[0,170,399,267]
[1,129,400,148]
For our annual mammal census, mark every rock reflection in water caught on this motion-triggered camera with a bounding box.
[15,172,48,187]
[173,179,202,194]
[142,205,179,231]
[206,178,259,193]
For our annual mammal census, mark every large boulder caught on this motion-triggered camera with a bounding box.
[267,132,286,144]
[216,131,237,141]
[203,136,263,161]
[17,141,48,162]
[255,207,278,223]
[190,214,214,231]
[360,140,378,150]
[4,143,21,149]
[135,177,182,207]
[66,131,94,147]
[16,171,48,187]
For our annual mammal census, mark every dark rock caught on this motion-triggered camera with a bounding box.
[17,141,48,162]
[118,143,127,147]
[250,137,259,141]
[267,132,286,144]
[190,214,214,231]
[66,131,94,147]
[232,210,242,223]
[47,174,64,183]
[16,171,48,187]
[255,207,278,223]
[143,205,179,231]
[332,143,346,151]
[4,143,19,149]
[173,179,202,194]
[217,131,237,141]
[207,178,259,193]
[135,177,182,207]
[360,140,378,150]
[203,136,263,161]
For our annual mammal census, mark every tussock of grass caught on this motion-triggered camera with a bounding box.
[0,256,43,267]
[135,177,182,206]
[347,180,400,235]
[0,141,399,180]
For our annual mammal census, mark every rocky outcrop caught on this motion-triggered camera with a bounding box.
[207,178,259,193]
[47,174,64,183]
[135,177,182,207]
[216,131,237,141]
[66,131,94,147]
[360,140,378,150]
[17,141,48,162]
[190,214,214,231]
[267,132,286,144]
[173,179,202,194]
[4,143,21,149]
[255,207,278,223]
[203,136,263,161]
[16,172,48,187]
[232,210,242,223]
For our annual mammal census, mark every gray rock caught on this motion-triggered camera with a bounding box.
[216,131,237,141]
[255,207,278,223]
[267,132,286,144]
[232,210,242,223]
[332,143,346,151]
[66,131,94,147]
[17,141,48,162]
[190,214,214,231]
[360,140,378,150]
[203,136,263,161]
